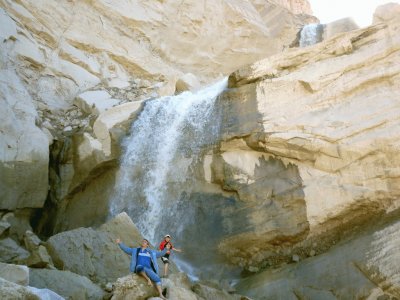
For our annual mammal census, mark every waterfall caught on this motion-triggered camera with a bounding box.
[110,78,227,244]
[299,23,324,47]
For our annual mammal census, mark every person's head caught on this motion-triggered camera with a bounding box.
[141,239,150,248]
[164,234,171,242]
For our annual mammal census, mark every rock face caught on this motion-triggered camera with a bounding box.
[0,0,312,236]
[236,218,400,299]
[213,16,400,269]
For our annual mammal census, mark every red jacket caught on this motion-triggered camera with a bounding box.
[159,240,173,254]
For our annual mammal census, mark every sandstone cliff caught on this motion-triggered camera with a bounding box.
[203,7,400,298]
[0,0,313,232]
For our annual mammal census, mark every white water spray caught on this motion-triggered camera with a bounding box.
[299,23,324,47]
[110,78,227,243]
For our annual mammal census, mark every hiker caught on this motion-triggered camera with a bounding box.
[116,238,169,299]
[159,234,182,277]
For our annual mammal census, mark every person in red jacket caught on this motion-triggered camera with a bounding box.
[159,234,182,277]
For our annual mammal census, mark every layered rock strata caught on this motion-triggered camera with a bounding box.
[212,14,400,270]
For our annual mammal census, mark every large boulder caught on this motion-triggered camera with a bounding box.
[45,213,142,284]
[29,268,104,300]
[175,73,201,93]
[111,274,159,300]
[215,17,400,269]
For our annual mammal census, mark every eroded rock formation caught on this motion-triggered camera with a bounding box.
[213,12,400,272]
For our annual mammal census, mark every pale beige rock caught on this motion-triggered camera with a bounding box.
[267,0,312,15]
[23,245,53,268]
[93,101,144,157]
[323,17,359,40]
[3,210,33,242]
[0,277,40,300]
[0,262,29,286]
[22,231,53,268]
[0,0,312,216]
[99,212,143,247]
[111,274,158,300]
[74,90,121,116]
[373,2,400,24]
[216,19,400,267]
[175,73,201,93]
[0,68,49,210]
[29,268,104,300]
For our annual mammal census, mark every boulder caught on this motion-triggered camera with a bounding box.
[29,268,104,300]
[45,227,128,284]
[45,213,142,284]
[0,262,29,286]
[23,245,53,268]
[0,237,30,263]
[99,212,143,246]
[23,230,42,251]
[111,274,159,300]
[26,286,65,300]
[0,277,40,300]
[93,101,144,157]
[175,73,201,93]
[74,90,121,116]
[373,2,400,24]
[162,273,198,300]
[2,211,32,241]
[21,231,54,268]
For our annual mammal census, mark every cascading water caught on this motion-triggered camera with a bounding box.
[110,78,227,246]
[299,23,324,47]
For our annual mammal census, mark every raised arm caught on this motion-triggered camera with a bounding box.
[116,238,134,255]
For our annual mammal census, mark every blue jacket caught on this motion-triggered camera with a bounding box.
[118,243,168,274]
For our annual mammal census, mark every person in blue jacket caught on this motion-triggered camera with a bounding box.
[116,238,169,299]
